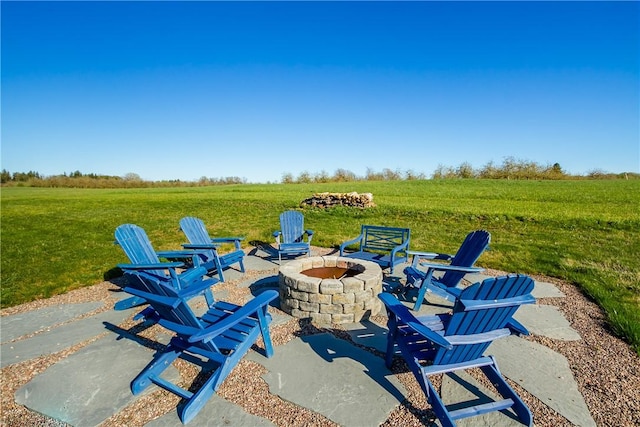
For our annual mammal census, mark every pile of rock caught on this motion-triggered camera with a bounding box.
[300,192,375,208]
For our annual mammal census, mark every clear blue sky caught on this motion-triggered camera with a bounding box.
[2,1,638,183]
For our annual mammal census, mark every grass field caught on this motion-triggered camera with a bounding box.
[1,179,638,353]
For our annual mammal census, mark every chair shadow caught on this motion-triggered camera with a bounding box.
[390,283,454,310]
[444,372,522,422]
[293,318,437,425]
[248,240,279,261]
[103,320,163,351]
[300,331,405,399]
[248,275,281,310]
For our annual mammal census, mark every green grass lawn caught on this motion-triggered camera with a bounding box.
[1,180,638,354]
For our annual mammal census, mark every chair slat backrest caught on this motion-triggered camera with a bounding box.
[434,274,534,365]
[440,230,491,287]
[115,224,161,265]
[280,211,304,243]
[180,217,213,246]
[361,225,410,252]
[127,272,203,331]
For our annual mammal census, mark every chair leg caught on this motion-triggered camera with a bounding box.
[413,280,428,311]
[480,359,533,426]
[203,287,215,308]
[384,322,398,369]
[114,295,147,311]
[131,345,182,395]
[412,268,436,311]
[179,368,224,424]
[424,376,456,427]
[258,310,275,358]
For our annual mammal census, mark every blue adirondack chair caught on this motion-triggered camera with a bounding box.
[379,274,536,427]
[113,224,217,316]
[121,270,278,424]
[339,225,410,274]
[404,229,490,310]
[179,216,246,282]
[273,210,314,262]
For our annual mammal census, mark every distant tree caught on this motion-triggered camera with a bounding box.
[123,173,142,181]
[456,162,475,178]
[587,169,607,179]
[365,167,384,181]
[281,172,294,184]
[297,171,312,184]
[315,170,330,183]
[333,168,357,182]
[478,161,498,179]
[404,169,425,180]
[380,168,399,180]
[432,164,456,179]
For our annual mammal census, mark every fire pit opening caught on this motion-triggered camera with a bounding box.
[301,266,361,280]
[278,256,383,325]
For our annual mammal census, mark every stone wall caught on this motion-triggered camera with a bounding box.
[278,256,383,325]
[300,192,375,208]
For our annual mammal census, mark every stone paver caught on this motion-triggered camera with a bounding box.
[247,332,406,427]
[488,336,596,427]
[342,319,389,353]
[439,370,528,426]
[15,333,179,427]
[514,304,581,341]
[1,302,103,343]
[1,308,132,367]
[532,279,565,298]
[145,394,275,426]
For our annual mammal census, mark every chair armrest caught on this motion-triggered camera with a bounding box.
[506,318,530,336]
[176,277,218,298]
[339,234,364,255]
[446,328,512,345]
[305,229,314,236]
[188,290,278,343]
[118,262,184,270]
[211,237,244,242]
[409,251,454,267]
[390,239,410,258]
[157,249,211,259]
[459,294,536,311]
[123,286,182,308]
[175,266,210,282]
[415,262,485,274]
[210,237,244,250]
[183,243,219,250]
[378,292,453,350]
[124,275,214,301]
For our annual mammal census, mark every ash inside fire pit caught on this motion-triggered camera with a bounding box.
[301,266,360,279]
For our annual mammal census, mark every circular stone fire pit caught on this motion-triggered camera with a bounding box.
[278,256,383,324]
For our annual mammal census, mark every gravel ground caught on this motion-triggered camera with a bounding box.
[1,253,639,427]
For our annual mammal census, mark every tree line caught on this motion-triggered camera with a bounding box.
[2,159,636,188]
[0,170,246,188]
